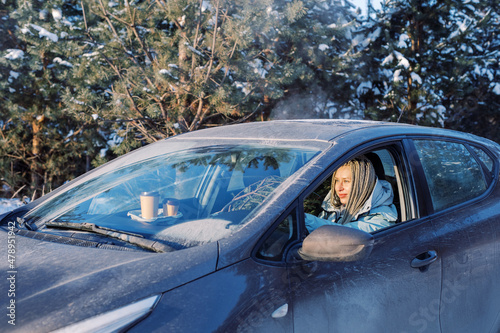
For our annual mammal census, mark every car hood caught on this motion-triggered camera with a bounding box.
[0,228,218,332]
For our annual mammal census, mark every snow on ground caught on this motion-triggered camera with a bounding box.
[0,198,23,215]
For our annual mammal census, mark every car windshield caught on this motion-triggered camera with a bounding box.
[24,144,319,248]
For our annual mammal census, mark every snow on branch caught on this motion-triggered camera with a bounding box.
[4,49,24,60]
[29,24,59,42]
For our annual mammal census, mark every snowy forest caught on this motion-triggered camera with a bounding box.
[1,0,499,201]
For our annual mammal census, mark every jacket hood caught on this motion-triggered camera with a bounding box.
[355,179,395,218]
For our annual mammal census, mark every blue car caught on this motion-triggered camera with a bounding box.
[1,119,499,332]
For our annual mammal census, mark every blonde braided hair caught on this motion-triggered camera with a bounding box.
[330,156,377,225]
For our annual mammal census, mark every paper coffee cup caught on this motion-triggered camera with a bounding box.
[140,191,159,220]
[164,199,179,217]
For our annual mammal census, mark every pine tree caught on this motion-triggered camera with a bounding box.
[350,0,449,125]
[72,0,359,150]
[269,0,360,120]
[442,0,500,142]
[0,0,108,199]
[349,0,500,139]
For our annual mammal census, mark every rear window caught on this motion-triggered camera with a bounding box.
[413,140,488,212]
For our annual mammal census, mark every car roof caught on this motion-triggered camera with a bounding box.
[172,119,408,143]
[171,119,499,153]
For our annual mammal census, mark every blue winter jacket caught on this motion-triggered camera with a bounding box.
[305,179,398,233]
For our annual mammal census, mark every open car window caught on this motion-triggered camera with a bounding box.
[302,146,409,235]
[24,144,320,249]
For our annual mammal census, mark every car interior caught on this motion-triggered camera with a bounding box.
[365,150,402,223]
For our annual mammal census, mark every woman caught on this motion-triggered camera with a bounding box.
[305,156,398,233]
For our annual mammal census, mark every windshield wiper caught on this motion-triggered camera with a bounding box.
[45,221,175,253]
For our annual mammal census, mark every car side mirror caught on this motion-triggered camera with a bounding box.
[298,225,374,262]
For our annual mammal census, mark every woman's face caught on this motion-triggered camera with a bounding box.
[334,165,352,205]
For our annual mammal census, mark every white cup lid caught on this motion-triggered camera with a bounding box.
[141,191,159,196]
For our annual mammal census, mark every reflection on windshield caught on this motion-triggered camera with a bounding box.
[26,145,319,249]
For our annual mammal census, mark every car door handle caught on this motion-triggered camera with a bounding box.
[411,250,438,269]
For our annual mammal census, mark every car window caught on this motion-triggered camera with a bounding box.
[256,211,297,262]
[470,145,494,173]
[413,140,488,212]
[25,145,320,249]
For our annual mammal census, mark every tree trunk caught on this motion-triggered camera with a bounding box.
[407,9,424,123]
[30,115,44,198]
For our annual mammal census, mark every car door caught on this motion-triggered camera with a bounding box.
[288,142,443,332]
[410,139,500,332]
